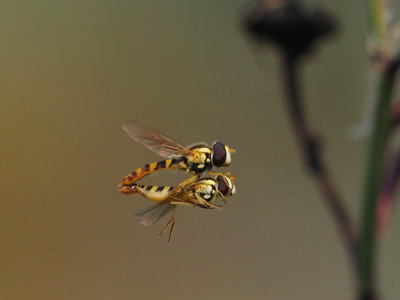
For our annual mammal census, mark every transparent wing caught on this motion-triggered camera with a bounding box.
[135,202,177,226]
[185,141,209,149]
[122,121,191,159]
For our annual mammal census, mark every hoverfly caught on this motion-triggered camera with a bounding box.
[127,172,236,243]
[118,121,235,194]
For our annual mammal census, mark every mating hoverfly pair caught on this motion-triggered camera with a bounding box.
[118,121,236,243]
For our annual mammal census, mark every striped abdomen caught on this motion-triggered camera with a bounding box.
[119,158,185,189]
[126,183,174,202]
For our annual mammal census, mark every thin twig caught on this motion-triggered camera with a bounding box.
[281,53,358,273]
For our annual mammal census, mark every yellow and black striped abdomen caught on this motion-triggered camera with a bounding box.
[119,158,185,189]
[132,184,174,202]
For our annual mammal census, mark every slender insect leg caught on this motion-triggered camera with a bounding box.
[207,170,224,177]
[194,194,221,210]
[218,190,230,205]
[170,195,196,207]
[159,214,176,243]
[207,171,235,180]
[167,175,198,202]
[167,217,175,244]
[171,176,198,193]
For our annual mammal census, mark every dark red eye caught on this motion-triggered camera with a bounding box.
[212,142,226,166]
[216,175,229,196]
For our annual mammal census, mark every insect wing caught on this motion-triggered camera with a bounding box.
[123,121,191,159]
[135,201,176,226]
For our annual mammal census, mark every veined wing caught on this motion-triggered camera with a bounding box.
[135,201,176,226]
[122,121,191,159]
[135,186,193,226]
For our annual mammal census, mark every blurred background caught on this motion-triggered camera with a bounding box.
[2,0,400,299]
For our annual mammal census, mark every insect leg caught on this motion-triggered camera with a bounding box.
[207,171,235,181]
[217,190,230,205]
[194,193,222,210]
[167,217,175,244]
[207,170,224,177]
[168,176,198,195]
[159,213,176,244]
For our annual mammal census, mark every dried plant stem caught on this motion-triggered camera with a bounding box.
[368,2,379,32]
[358,63,398,300]
[359,0,399,297]
[281,53,358,272]
[367,0,386,41]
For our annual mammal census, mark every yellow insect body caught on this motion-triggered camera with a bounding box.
[118,121,237,243]
[130,174,236,243]
[118,121,235,194]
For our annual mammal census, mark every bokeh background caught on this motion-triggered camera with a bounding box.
[2,1,400,299]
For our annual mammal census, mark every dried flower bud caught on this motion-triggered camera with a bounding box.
[243,0,337,57]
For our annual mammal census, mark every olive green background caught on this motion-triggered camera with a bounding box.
[2,1,400,299]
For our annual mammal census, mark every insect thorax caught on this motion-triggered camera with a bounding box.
[185,146,212,173]
[195,179,217,202]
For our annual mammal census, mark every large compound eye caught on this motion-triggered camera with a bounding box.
[212,141,227,166]
[216,175,230,196]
